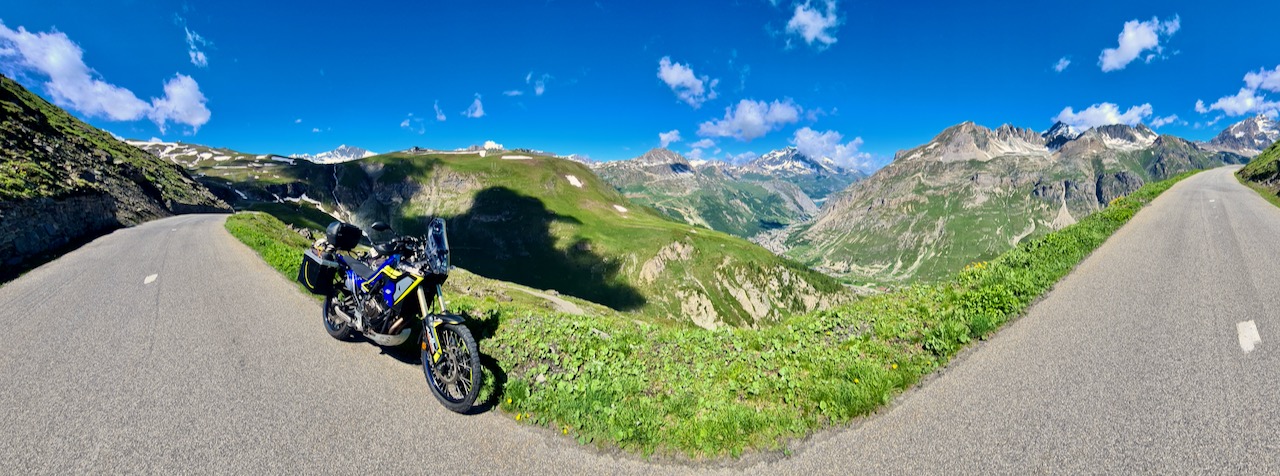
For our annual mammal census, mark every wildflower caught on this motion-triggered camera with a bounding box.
[854,378,859,384]
[515,414,522,421]
[891,363,898,370]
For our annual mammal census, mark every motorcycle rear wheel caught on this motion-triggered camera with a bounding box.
[422,323,482,413]
[323,289,357,341]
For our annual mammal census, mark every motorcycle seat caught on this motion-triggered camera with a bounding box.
[346,259,378,280]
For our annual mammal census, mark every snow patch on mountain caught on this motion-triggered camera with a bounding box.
[293,145,376,164]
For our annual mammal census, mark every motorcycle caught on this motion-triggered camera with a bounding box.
[298,218,482,413]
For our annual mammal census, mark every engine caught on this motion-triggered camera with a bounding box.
[361,294,391,329]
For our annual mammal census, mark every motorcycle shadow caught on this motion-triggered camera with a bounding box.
[361,325,508,416]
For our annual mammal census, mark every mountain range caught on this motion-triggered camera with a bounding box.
[782,120,1249,283]
[592,147,862,238]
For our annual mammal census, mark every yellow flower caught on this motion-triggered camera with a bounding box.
[506,398,512,405]
[853,378,859,384]
[563,427,569,435]
[515,414,522,421]
[891,364,898,370]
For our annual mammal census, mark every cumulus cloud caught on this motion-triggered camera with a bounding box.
[1099,15,1180,72]
[312,127,321,133]
[1149,114,1179,128]
[790,127,871,169]
[1196,65,1280,117]
[433,100,446,121]
[147,74,211,133]
[786,0,840,48]
[0,22,211,133]
[503,90,524,96]
[657,56,718,108]
[463,94,484,118]
[1053,103,1153,130]
[1201,88,1280,117]
[1054,57,1071,73]
[658,129,681,148]
[697,99,801,141]
[1245,66,1280,92]
[295,118,302,124]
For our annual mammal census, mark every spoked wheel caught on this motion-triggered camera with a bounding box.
[323,288,357,341]
[422,323,482,413]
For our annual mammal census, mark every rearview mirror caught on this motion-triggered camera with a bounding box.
[371,222,392,232]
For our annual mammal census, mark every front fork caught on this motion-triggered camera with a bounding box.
[417,285,448,363]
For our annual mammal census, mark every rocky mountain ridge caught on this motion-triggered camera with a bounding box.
[1204,115,1279,157]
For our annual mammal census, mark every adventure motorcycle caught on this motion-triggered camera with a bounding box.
[298,218,482,413]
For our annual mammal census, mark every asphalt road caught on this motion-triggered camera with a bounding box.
[2,166,1279,474]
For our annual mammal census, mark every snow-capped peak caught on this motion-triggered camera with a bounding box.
[746,147,845,176]
[293,145,377,164]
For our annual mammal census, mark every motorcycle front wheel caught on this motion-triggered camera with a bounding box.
[422,323,482,413]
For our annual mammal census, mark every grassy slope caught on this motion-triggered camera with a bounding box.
[1236,141,1280,206]
[342,152,845,327]
[227,170,1200,457]
[0,75,217,206]
[601,166,808,238]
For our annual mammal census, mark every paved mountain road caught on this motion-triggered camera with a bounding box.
[3,166,1280,474]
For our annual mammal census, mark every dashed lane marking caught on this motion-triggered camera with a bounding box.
[1238,320,1261,353]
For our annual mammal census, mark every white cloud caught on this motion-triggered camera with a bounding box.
[400,114,425,134]
[1149,114,1179,128]
[697,99,801,141]
[658,129,681,148]
[1053,102,1153,130]
[1099,15,1180,72]
[503,90,524,96]
[786,0,840,48]
[790,127,871,169]
[1054,57,1071,73]
[184,27,209,68]
[463,94,484,118]
[295,118,302,124]
[1196,65,1280,117]
[0,22,212,133]
[312,127,321,133]
[657,56,718,108]
[147,74,211,133]
[535,73,551,96]
[690,138,716,149]
[525,71,533,84]
[1202,88,1280,117]
[433,100,446,121]
[1245,66,1280,92]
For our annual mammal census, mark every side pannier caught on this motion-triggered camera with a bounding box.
[298,248,339,295]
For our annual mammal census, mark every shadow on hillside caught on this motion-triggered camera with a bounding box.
[445,186,646,312]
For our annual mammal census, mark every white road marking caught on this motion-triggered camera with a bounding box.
[565,175,583,188]
[1238,320,1261,353]
[144,274,158,285]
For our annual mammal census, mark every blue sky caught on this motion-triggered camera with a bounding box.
[3,0,1280,169]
